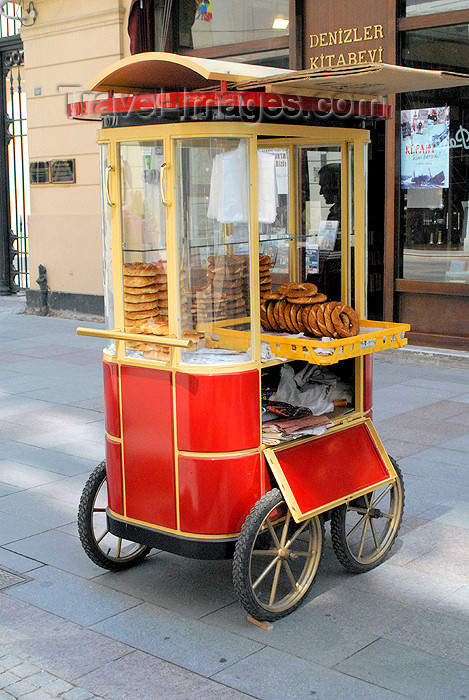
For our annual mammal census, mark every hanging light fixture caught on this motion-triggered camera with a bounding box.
[0,1,37,26]
[272,16,288,30]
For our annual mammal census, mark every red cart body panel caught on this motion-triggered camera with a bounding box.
[105,436,124,515]
[265,420,395,522]
[178,452,262,534]
[120,365,176,528]
[175,370,260,452]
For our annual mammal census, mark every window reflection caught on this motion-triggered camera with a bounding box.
[178,0,289,50]
[404,0,469,16]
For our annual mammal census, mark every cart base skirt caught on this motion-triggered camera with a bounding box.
[107,510,237,560]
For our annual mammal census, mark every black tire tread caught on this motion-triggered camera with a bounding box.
[77,460,150,571]
[233,488,323,622]
[330,457,405,574]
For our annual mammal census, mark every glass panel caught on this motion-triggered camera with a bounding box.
[404,0,469,16]
[222,50,289,69]
[402,23,469,72]
[100,144,115,354]
[400,26,469,284]
[178,0,289,50]
[299,146,344,304]
[176,137,252,365]
[258,146,290,288]
[119,141,170,360]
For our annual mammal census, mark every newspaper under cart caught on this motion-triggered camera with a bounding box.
[74,53,469,622]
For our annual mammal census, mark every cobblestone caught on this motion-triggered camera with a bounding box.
[61,689,94,700]
[7,665,40,681]
[3,680,37,698]
[24,674,56,690]
[0,674,19,691]
[0,659,23,673]
[41,680,73,698]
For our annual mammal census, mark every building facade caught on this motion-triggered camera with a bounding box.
[4,0,468,348]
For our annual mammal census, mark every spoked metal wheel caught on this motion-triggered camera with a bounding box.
[233,488,323,622]
[330,458,404,573]
[78,460,151,570]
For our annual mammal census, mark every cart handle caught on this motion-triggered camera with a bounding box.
[105,165,116,207]
[76,327,194,348]
[160,162,171,207]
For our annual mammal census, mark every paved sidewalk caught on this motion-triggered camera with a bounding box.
[0,294,468,700]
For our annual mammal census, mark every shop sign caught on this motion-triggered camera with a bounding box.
[400,107,450,189]
[308,24,385,69]
[450,125,469,151]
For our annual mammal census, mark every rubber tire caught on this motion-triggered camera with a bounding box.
[233,488,324,622]
[77,460,151,571]
[330,457,404,574]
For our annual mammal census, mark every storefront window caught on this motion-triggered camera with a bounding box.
[222,49,289,70]
[404,0,469,16]
[177,0,289,50]
[400,25,469,284]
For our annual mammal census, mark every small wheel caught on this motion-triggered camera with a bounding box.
[78,460,151,570]
[233,488,323,622]
[330,457,405,573]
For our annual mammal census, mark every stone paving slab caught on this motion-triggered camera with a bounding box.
[334,637,469,700]
[90,602,264,678]
[5,531,106,579]
[212,646,411,700]
[94,553,237,619]
[0,443,97,477]
[5,567,141,627]
[77,650,251,700]
[0,596,132,682]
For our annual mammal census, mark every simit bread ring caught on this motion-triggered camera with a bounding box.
[315,304,329,336]
[277,299,289,331]
[259,254,271,265]
[278,282,318,298]
[260,302,273,331]
[122,276,157,288]
[331,303,360,337]
[283,303,297,333]
[301,305,312,333]
[272,301,282,329]
[289,303,301,333]
[288,292,327,305]
[123,262,161,276]
[296,305,307,333]
[267,300,281,331]
[124,292,158,303]
[307,304,323,337]
[324,301,341,338]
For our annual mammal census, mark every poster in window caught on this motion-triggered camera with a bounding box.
[195,1,212,22]
[401,107,449,189]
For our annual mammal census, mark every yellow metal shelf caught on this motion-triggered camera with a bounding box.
[208,319,410,365]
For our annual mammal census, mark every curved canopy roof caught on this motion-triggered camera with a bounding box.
[90,52,292,94]
[90,52,469,99]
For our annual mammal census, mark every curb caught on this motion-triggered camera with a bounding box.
[376,344,469,368]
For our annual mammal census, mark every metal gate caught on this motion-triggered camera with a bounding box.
[0,6,29,294]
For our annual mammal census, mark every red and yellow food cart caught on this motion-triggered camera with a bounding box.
[73,54,465,622]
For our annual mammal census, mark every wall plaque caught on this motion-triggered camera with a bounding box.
[30,159,76,184]
[51,159,76,183]
[30,161,50,184]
